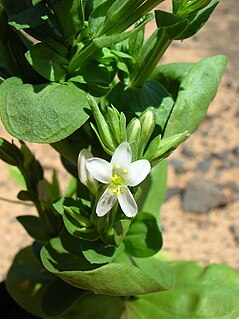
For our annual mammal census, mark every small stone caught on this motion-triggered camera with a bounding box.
[197,160,211,173]
[181,147,194,158]
[233,146,239,156]
[169,158,186,174]
[211,150,230,160]
[229,225,239,245]
[218,160,238,170]
[166,187,184,200]
[182,178,228,214]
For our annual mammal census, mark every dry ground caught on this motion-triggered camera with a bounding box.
[0,0,239,281]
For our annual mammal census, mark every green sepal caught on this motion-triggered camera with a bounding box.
[144,131,190,161]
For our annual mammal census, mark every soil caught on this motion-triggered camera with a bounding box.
[0,0,238,293]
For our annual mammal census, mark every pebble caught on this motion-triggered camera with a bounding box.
[182,178,228,214]
[211,150,230,160]
[233,146,239,156]
[218,160,239,170]
[197,160,211,173]
[181,147,194,158]
[169,158,187,174]
[229,225,239,245]
[166,187,184,200]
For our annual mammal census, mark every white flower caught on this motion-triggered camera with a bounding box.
[86,142,151,217]
[77,149,98,195]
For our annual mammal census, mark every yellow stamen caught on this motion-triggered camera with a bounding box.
[114,164,121,169]
[123,168,129,174]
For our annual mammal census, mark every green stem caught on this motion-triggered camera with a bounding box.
[129,31,172,88]
[0,196,33,206]
[67,41,98,74]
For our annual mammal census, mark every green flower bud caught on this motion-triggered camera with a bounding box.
[0,138,24,166]
[138,109,155,156]
[127,118,141,144]
[88,96,117,153]
[37,180,51,203]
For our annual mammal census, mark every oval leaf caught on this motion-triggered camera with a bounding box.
[124,212,163,257]
[0,77,90,143]
[40,236,171,296]
[164,55,228,138]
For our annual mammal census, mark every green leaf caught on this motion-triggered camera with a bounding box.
[17,215,50,242]
[175,0,220,40]
[64,293,124,319]
[164,55,228,138]
[155,10,189,39]
[113,219,131,246]
[6,245,85,319]
[134,257,174,290]
[109,81,174,116]
[81,240,125,264]
[137,160,167,223]
[88,0,115,37]
[25,43,68,81]
[149,62,194,100]
[6,246,55,318]
[41,234,172,295]
[41,277,84,317]
[0,77,90,143]
[47,0,84,45]
[144,131,190,161]
[121,261,239,319]
[7,166,27,189]
[124,212,163,257]
[8,4,49,30]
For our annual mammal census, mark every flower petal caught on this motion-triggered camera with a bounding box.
[111,142,132,168]
[118,187,138,218]
[77,149,98,194]
[86,158,112,183]
[127,160,151,186]
[77,149,92,185]
[96,187,117,217]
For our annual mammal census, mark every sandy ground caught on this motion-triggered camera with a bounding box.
[0,0,239,281]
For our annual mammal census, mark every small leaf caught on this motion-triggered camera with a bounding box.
[8,166,26,189]
[8,4,49,30]
[0,77,90,143]
[176,0,220,40]
[17,215,50,242]
[124,212,163,257]
[25,43,68,81]
[113,219,131,246]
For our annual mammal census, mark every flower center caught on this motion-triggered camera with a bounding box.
[110,164,129,196]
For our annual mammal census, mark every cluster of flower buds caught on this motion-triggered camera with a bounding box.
[88,96,189,165]
[88,96,155,161]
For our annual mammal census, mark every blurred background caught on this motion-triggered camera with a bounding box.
[0,0,238,281]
